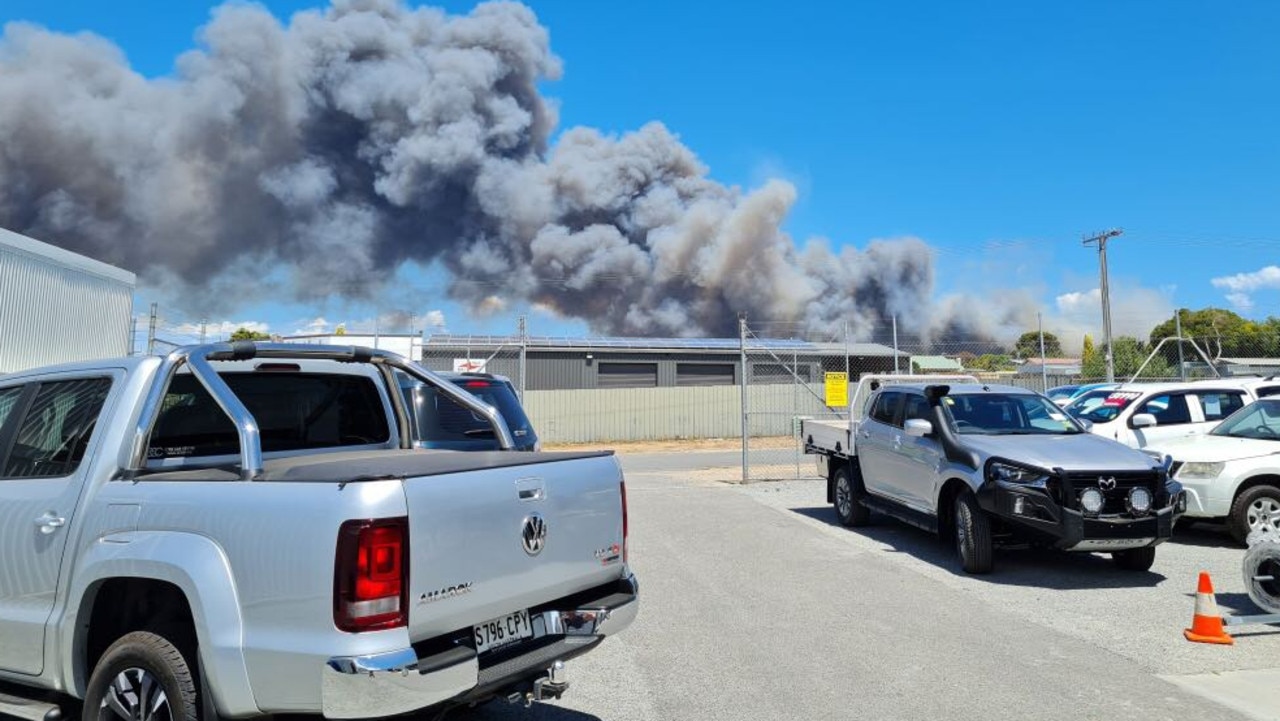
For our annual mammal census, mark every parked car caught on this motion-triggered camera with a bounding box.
[1047,383,1119,407]
[1063,380,1262,448]
[1145,396,1280,544]
[401,371,540,451]
[0,343,636,721]
[802,376,1184,573]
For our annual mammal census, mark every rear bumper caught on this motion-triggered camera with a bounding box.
[320,573,639,719]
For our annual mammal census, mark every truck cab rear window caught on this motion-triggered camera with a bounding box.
[147,373,389,459]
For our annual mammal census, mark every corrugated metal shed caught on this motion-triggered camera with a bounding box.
[420,334,902,391]
[0,227,136,373]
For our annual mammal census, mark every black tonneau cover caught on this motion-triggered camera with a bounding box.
[139,448,614,483]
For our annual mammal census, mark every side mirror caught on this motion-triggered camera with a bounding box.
[1132,413,1157,428]
[904,418,933,438]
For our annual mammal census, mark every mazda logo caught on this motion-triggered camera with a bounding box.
[522,513,547,556]
[1098,477,1117,491]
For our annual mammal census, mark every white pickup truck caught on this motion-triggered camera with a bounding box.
[802,375,1184,573]
[0,342,637,721]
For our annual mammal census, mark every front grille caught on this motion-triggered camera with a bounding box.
[1065,471,1159,515]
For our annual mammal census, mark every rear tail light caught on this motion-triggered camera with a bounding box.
[334,517,408,632]
[464,380,491,388]
[620,480,629,563]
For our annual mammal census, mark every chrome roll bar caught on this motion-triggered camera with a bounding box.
[124,342,515,480]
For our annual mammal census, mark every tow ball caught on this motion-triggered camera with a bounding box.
[506,660,570,707]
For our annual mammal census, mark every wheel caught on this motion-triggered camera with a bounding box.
[1229,485,1280,545]
[953,490,993,574]
[83,631,199,721]
[1111,546,1156,572]
[832,462,870,527]
[1243,540,1280,615]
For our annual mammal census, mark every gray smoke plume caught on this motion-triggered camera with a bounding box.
[0,0,1013,341]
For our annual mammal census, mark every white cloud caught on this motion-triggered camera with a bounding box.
[291,317,331,335]
[1047,285,1174,354]
[1212,265,1280,312]
[422,310,447,330]
[172,320,270,338]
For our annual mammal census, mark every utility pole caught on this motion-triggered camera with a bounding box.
[517,314,527,402]
[199,318,207,344]
[739,312,749,483]
[1083,229,1123,382]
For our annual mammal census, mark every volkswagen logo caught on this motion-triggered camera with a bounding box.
[1098,476,1117,491]
[522,513,547,556]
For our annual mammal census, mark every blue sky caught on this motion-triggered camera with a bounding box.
[3,0,1278,344]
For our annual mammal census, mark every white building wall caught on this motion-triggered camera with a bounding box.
[0,227,136,374]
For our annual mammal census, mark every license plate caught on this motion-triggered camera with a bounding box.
[473,609,533,654]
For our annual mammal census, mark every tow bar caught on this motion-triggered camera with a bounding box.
[506,661,570,707]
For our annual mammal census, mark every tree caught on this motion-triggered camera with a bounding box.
[230,327,270,341]
[334,324,346,336]
[1014,331,1061,359]
[1082,336,1173,380]
[1081,334,1103,379]
[967,354,1016,372]
[1148,307,1277,359]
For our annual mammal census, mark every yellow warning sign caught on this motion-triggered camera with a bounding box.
[825,372,848,408]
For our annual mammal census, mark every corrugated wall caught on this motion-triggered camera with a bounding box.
[525,384,837,443]
[0,239,134,374]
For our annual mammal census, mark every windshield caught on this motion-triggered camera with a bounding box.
[1210,398,1280,440]
[944,392,1082,435]
[1063,389,1144,424]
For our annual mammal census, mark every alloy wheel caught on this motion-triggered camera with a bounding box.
[100,668,171,721]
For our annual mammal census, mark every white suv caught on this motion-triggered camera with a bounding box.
[1063,380,1262,448]
[1145,396,1280,544]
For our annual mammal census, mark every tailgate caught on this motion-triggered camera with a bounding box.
[402,452,625,642]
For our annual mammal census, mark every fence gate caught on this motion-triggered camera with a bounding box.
[739,320,857,482]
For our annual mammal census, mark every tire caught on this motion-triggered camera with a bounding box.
[1111,546,1156,572]
[1243,540,1280,615]
[83,631,199,721]
[1229,484,1280,546]
[832,462,870,527]
[953,490,993,574]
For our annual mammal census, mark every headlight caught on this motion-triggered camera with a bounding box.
[1128,487,1153,515]
[1080,488,1105,514]
[989,462,1050,485]
[1176,461,1225,480]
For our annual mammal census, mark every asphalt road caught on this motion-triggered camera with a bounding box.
[450,450,1278,721]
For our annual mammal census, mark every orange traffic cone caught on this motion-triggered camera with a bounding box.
[1184,571,1234,645]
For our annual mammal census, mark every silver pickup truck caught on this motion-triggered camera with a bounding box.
[802,376,1186,574]
[0,342,637,721]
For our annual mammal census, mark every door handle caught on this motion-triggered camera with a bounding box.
[35,512,66,535]
[516,477,545,502]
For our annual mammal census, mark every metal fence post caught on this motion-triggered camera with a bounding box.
[518,314,527,401]
[739,313,749,483]
[1039,312,1048,393]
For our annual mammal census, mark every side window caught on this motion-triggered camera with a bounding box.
[3,378,111,479]
[869,392,903,427]
[1198,392,1246,422]
[1257,386,1280,399]
[0,387,23,428]
[1133,393,1191,426]
[903,394,931,423]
